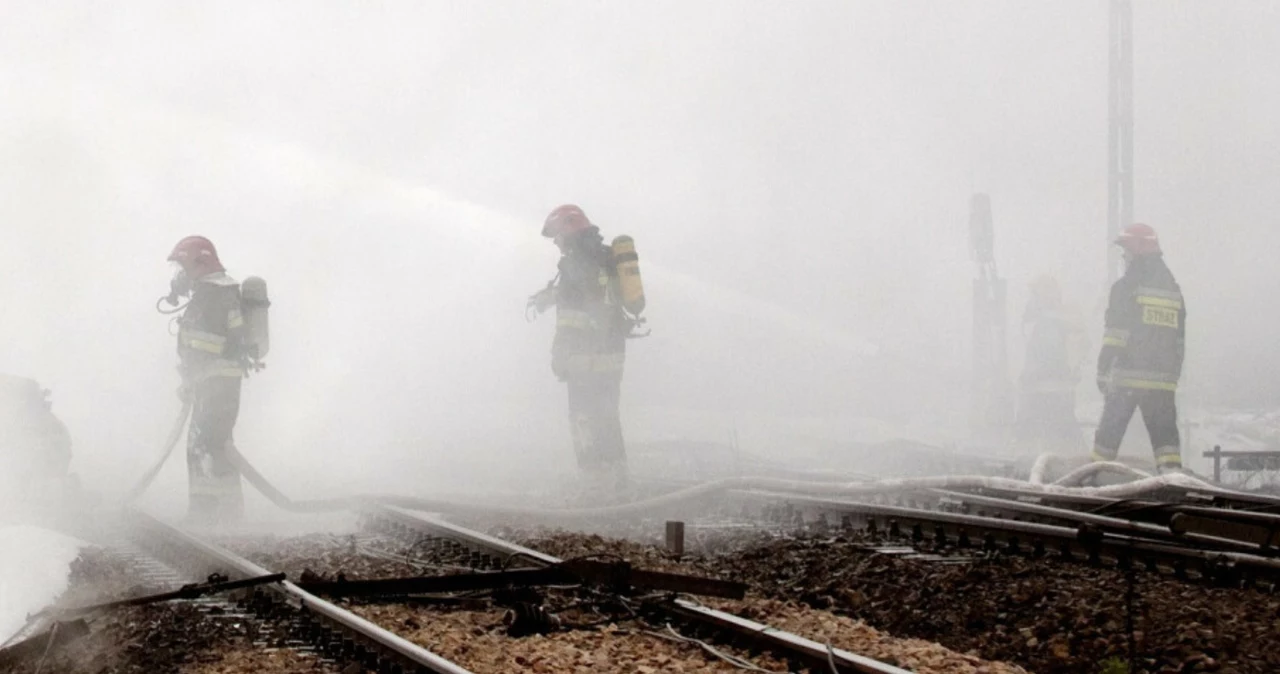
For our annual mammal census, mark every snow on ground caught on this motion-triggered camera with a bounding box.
[0,524,86,644]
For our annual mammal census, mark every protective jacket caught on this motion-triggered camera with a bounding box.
[176,272,247,524]
[552,229,628,380]
[1098,255,1185,392]
[178,273,247,384]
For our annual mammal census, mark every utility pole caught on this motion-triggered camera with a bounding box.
[1107,0,1134,286]
[969,193,1011,443]
[1107,2,1196,460]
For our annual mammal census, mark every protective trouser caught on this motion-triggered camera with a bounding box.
[566,372,627,481]
[187,376,245,525]
[1015,389,1083,453]
[1092,388,1182,470]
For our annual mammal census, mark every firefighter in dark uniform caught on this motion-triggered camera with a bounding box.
[540,205,631,488]
[166,235,247,525]
[1016,275,1088,453]
[1093,223,1186,472]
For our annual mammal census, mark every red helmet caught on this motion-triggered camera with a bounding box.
[167,235,225,275]
[542,204,591,238]
[1114,223,1161,256]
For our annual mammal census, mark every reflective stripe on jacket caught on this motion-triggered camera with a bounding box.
[1097,256,1185,391]
[551,238,628,378]
[178,273,247,382]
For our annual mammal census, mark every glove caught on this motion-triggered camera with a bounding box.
[1096,374,1109,395]
[530,287,557,314]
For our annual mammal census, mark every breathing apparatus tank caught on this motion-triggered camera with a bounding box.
[240,276,271,360]
[610,235,645,316]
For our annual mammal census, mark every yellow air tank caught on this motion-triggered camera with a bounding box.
[241,276,271,360]
[611,235,645,316]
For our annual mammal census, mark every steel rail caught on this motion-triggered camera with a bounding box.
[1166,505,1280,528]
[955,488,1262,537]
[935,485,1280,541]
[735,490,1280,583]
[928,489,1264,554]
[125,510,473,674]
[361,503,911,674]
[969,483,1280,513]
[1193,489,1280,511]
[361,503,560,567]
[964,485,1119,509]
[662,599,910,674]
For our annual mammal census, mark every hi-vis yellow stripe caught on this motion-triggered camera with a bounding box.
[556,310,592,330]
[1102,328,1129,347]
[1137,295,1182,310]
[181,329,227,354]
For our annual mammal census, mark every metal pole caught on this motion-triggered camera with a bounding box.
[665,521,685,558]
[1107,0,1134,288]
[968,194,1008,438]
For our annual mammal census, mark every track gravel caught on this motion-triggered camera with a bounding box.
[510,526,1280,673]
[5,546,347,674]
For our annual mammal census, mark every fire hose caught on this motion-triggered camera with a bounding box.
[1028,452,1156,487]
[378,471,1242,522]
[123,401,192,504]
[124,401,354,511]
[124,406,1251,521]
[224,444,353,512]
[143,449,1247,522]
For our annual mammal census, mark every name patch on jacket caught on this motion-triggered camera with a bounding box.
[1142,305,1179,328]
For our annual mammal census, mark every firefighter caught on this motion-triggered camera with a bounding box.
[540,205,632,489]
[166,235,247,525]
[1093,223,1186,473]
[1015,275,1088,454]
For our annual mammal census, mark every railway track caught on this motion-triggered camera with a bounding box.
[126,510,472,674]
[3,511,471,674]
[13,468,1280,673]
[5,503,918,674]
[358,503,913,674]
[1,534,281,672]
[734,483,1280,588]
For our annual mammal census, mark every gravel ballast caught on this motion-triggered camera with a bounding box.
[504,524,1280,674]
[210,529,1027,673]
[704,535,1280,673]
[4,546,347,674]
